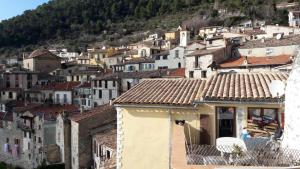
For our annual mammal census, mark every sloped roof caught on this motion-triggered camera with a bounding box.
[27,49,60,59]
[114,79,206,106]
[239,35,300,49]
[186,48,224,57]
[220,55,293,68]
[31,82,81,91]
[114,72,289,105]
[202,72,289,102]
[70,104,116,122]
[93,70,167,81]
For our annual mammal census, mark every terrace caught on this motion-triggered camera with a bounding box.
[173,124,300,169]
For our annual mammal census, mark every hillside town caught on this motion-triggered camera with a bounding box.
[2,9,300,169]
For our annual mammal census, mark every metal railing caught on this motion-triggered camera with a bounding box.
[187,138,300,167]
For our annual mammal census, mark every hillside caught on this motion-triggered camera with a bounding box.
[0,0,295,59]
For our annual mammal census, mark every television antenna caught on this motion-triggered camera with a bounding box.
[268,80,285,98]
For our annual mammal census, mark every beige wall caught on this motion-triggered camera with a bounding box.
[116,105,215,169]
[238,45,298,57]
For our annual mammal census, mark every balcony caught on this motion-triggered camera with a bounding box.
[186,138,300,167]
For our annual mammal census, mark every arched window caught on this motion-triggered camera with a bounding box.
[178,62,181,68]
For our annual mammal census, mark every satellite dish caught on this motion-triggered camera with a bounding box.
[268,80,285,97]
[276,33,282,40]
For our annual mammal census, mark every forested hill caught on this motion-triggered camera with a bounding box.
[0,0,203,48]
[0,0,294,56]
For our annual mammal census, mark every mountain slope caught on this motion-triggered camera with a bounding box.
[0,0,293,59]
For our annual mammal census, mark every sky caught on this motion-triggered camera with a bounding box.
[0,0,49,21]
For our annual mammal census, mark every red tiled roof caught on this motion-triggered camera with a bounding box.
[114,72,289,105]
[186,48,224,57]
[166,68,186,78]
[243,29,266,36]
[114,79,206,106]
[70,104,116,122]
[32,82,81,91]
[202,72,289,102]
[29,104,79,120]
[27,49,60,59]
[220,55,293,68]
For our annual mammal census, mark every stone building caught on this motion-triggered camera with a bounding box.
[70,104,116,169]
[23,49,61,73]
[92,126,116,169]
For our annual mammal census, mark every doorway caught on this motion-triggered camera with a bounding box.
[200,114,212,145]
[216,107,236,138]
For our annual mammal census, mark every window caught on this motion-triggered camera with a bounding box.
[58,132,60,142]
[189,71,194,78]
[112,80,116,87]
[6,138,9,143]
[106,150,111,159]
[248,108,278,123]
[94,81,97,87]
[38,137,42,143]
[175,50,179,58]
[6,82,10,88]
[14,139,19,145]
[104,81,108,88]
[201,71,207,78]
[98,80,102,87]
[99,145,103,157]
[98,90,102,99]
[8,92,13,99]
[163,55,168,60]
[56,94,60,103]
[178,62,181,68]
[93,89,96,95]
[209,40,212,45]
[28,143,30,149]
[63,94,67,104]
[27,74,32,80]
[93,140,97,154]
[155,55,160,60]
[109,90,112,100]
[127,82,131,90]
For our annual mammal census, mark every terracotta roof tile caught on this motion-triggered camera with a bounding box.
[202,72,288,102]
[27,49,60,59]
[166,68,186,78]
[239,35,300,49]
[31,82,81,91]
[220,55,293,68]
[70,104,116,122]
[114,79,206,106]
[186,48,224,57]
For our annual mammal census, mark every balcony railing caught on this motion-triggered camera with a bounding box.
[186,138,300,167]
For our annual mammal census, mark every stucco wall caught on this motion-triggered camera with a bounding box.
[117,107,170,169]
[238,45,298,57]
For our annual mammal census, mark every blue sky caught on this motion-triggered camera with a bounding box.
[0,0,49,21]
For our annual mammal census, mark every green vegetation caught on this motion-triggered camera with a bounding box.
[0,162,23,169]
[0,0,295,58]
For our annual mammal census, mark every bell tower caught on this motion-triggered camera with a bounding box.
[180,27,190,47]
